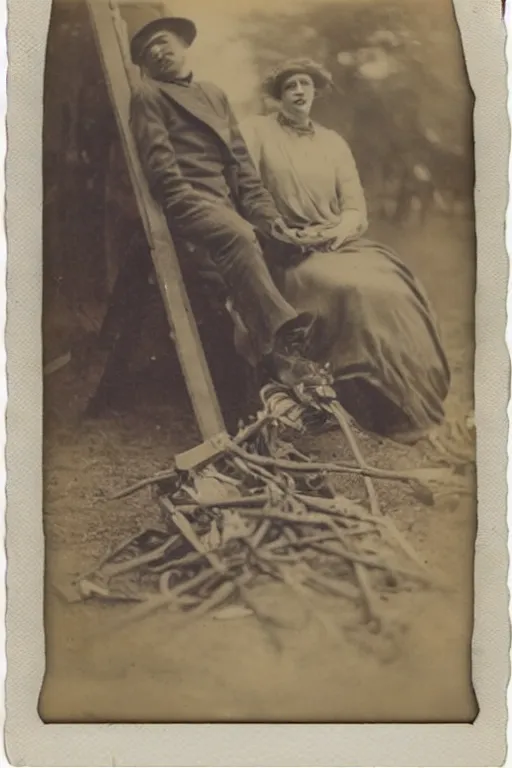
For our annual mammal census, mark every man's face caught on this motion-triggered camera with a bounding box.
[280,73,315,117]
[141,30,189,80]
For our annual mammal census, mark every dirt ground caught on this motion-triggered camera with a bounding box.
[39,214,478,724]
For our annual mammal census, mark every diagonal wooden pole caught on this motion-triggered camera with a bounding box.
[85,0,225,439]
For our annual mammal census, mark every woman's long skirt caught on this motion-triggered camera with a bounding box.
[279,238,451,440]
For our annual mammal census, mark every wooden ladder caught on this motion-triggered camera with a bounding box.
[86,0,226,440]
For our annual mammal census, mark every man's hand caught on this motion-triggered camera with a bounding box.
[266,217,359,253]
[270,219,335,247]
[269,217,303,244]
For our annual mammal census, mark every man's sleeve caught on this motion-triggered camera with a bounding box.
[223,96,280,230]
[129,85,216,234]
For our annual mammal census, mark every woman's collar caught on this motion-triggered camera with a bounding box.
[277,110,316,136]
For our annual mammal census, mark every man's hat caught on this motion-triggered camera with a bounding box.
[125,5,197,64]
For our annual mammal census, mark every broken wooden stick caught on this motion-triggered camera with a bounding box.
[160,497,291,638]
[231,443,432,493]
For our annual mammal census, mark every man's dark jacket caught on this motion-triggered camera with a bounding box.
[129,76,280,239]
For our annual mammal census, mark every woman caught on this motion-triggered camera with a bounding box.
[240,58,451,443]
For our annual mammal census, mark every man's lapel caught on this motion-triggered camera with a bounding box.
[156,80,233,153]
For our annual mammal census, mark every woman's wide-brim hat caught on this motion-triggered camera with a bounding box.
[262,58,334,100]
[128,8,197,65]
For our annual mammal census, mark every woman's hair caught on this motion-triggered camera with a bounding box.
[262,58,334,101]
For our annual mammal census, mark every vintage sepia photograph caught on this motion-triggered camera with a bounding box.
[39,0,478,724]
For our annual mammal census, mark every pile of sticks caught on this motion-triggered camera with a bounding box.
[78,381,471,656]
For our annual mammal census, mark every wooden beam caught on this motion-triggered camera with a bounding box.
[85,0,225,439]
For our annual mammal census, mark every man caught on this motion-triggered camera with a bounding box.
[128,11,323,387]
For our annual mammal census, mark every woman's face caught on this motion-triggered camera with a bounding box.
[280,73,315,117]
[141,30,188,80]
